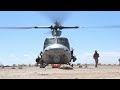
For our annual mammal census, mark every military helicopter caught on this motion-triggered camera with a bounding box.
[0,19,79,68]
[35,20,79,68]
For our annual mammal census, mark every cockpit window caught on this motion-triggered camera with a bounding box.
[57,38,70,49]
[43,37,70,49]
[44,38,56,49]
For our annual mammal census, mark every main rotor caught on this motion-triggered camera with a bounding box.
[1,11,120,37]
[49,21,79,37]
[0,20,79,37]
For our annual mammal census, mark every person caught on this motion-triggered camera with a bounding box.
[118,58,120,66]
[35,56,40,67]
[70,48,76,62]
[93,50,100,67]
[71,48,74,56]
[40,51,43,58]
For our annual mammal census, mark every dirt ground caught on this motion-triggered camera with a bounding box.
[0,65,120,79]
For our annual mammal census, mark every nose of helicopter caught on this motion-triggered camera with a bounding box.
[43,44,71,64]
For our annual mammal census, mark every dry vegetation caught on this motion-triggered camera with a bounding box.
[0,64,120,79]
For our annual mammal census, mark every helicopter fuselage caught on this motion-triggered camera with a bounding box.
[41,37,71,64]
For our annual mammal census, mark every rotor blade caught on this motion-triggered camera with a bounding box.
[0,26,51,29]
[34,26,52,29]
[60,26,79,29]
[0,27,35,29]
[80,25,120,28]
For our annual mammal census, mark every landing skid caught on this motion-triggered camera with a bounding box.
[40,63,48,68]
[67,63,74,67]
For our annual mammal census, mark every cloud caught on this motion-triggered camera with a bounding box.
[0,57,3,65]
[21,54,36,64]
[23,54,29,57]
[2,51,120,65]
[0,57,2,60]
[9,53,16,58]
[101,52,120,57]
[0,53,36,65]
[74,51,120,64]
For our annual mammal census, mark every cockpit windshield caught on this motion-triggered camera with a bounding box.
[43,38,56,49]
[43,37,70,49]
[57,38,70,49]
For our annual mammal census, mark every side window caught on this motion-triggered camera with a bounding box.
[43,38,49,49]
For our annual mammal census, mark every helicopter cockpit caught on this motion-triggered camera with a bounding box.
[43,37,70,50]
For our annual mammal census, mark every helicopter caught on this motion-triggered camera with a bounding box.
[35,21,79,68]
[0,19,79,68]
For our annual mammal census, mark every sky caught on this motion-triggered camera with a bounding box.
[0,11,120,65]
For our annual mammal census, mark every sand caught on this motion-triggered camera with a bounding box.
[0,65,120,79]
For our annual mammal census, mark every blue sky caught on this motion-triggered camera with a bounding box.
[0,11,120,65]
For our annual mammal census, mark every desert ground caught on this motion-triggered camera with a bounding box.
[0,64,120,79]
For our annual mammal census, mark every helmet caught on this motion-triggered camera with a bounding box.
[95,50,97,52]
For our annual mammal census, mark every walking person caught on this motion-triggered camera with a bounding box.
[93,50,100,67]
